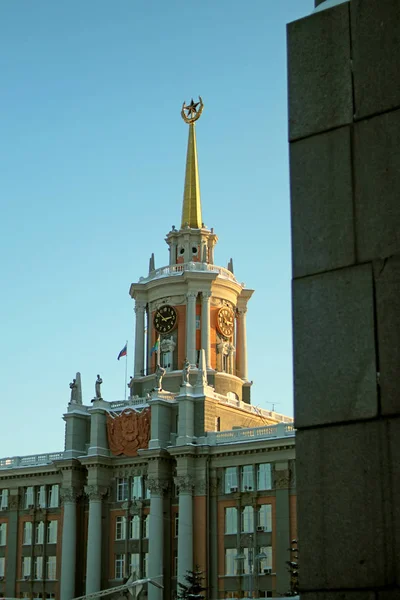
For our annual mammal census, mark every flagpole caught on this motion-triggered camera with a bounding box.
[124,340,128,400]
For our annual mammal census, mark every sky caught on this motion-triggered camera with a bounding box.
[0,0,313,458]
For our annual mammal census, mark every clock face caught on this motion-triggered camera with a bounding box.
[153,305,177,333]
[217,306,234,338]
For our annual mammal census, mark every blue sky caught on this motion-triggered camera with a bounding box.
[0,0,312,457]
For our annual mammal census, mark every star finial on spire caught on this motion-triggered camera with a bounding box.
[181,96,204,124]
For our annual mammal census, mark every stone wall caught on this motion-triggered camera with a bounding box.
[288,0,400,596]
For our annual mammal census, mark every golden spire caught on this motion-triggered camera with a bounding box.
[180,97,204,229]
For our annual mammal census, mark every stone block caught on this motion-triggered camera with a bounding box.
[354,109,400,262]
[374,255,400,416]
[290,127,355,278]
[287,3,353,141]
[293,264,377,427]
[351,0,400,119]
[297,422,395,590]
[388,420,400,585]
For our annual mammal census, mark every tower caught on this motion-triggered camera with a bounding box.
[129,97,254,404]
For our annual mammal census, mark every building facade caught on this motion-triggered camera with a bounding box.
[0,101,296,600]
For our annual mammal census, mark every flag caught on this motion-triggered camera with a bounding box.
[150,338,159,356]
[117,343,127,360]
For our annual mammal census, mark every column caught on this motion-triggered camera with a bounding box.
[274,464,291,595]
[4,491,19,598]
[147,478,167,600]
[60,488,78,600]
[201,292,212,369]
[186,291,197,365]
[85,486,106,595]
[175,477,194,587]
[134,301,146,377]
[236,307,248,380]
[147,304,153,373]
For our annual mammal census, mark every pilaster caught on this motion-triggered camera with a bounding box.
[134,300,146,377]
[175,475,194,587]
[87,400,110,457]
[85,485,108,594]
[186,291,197,364]
[4,489,19,598]
[274,462,291,595]
[201,291,212,369]
[235,306,248,380]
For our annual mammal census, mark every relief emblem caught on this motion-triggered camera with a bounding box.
[107,408,151,457]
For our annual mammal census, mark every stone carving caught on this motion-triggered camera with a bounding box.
[174,476,194,493]
[69,372,82,405]
[217,340,230,356]
[8,494,20,510]
[154,364,166,390]
[186,291,198,300]
[95,374,103,400]
[107,408,151,457]
[160,336,176,353]
[85,485,108,501]
[134,301,146,313]
[60,487,81,504]
[195,479,207,495]
[275,470,290,490]
[146,478,170,495]
[182,358,191,384]
[195,349,208,387]
[128,376,135,398]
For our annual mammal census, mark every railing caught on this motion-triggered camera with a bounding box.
[138,262,238,284]
[206,423,295,445]
[0,452,64,470]
[211,391,294,424]
[109,397,149,410]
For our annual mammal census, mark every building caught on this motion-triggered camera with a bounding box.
[0,100,296,600]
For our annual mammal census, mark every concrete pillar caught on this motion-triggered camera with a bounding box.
[176,478,194,588]
[236,307,248,380]
[177,394,195,446]
[85,486,106,595]
[186,291,197,364]
[201,292,212,369]
[60,489,78,600]
[147,479,167,600]
[88,403,109,457]
[134,301,146,377]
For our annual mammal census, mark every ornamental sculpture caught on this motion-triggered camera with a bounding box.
[107,408,151,457]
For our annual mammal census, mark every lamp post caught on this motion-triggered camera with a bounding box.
[235,544,268,599]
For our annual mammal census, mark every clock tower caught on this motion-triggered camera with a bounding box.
[129,98,253,403]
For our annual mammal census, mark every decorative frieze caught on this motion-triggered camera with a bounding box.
[274,470,290,490]
[174,475,195,494]
[60,487,82,504]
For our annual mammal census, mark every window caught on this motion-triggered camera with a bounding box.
[131,476,143,499]
[0,489,8,510]
[215,417,221,431]
[257,464,272,491]
[115,554,125,580]
[174,515,179,537]
[257,546,272,573]
[225,507,237,534]
[35,521,45,544]
[196,315,201,330]
[0,556,5,577]
[241,506,254,533]
[116,478,129,502]
[144,552,149,577]
[115,516,126,540]
[173,551,178,577]
[143,515,150,538]
[47,521,58,544]
[34,556,43,580]
[37,486,46,508]
[225,548,237,576]
[258,505,272,532]
[22,556,31,577]
[130,515,140,539]
[23,522,32,545]
[48,485,59,508]
[144,479,151,500]
[24,486,34,508]
[241,466,254,492]
[224,467,238,493]
[0,523,7,545]
[130,553,140,576]
[46,556,56,580]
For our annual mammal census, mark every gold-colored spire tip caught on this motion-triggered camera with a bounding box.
[181,96,204,124]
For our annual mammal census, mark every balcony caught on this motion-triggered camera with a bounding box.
[138,262,239,284]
